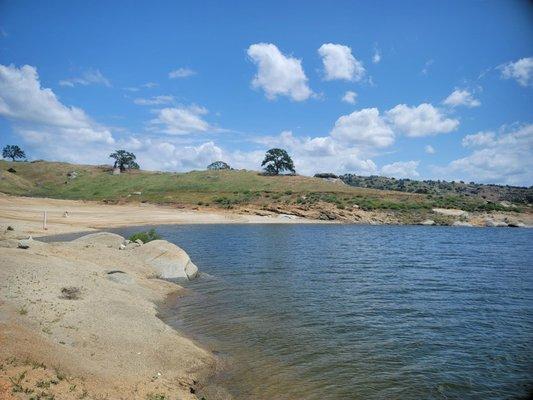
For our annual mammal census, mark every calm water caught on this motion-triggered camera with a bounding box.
[113,224,533,400]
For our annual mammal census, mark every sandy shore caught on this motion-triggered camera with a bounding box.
[0,225,231,399]
[0,194,327,238]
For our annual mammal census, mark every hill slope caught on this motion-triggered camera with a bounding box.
[0,160,528,225]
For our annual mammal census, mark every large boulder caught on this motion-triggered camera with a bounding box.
[131,240,198,280]
[73,232,126,248]
[419,219,435,226]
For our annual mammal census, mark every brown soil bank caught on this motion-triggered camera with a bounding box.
[0,229,221,400]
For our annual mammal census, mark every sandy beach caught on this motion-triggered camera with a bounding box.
[0,195,250,399]
[0,193,326,238]
[0,227,233,399]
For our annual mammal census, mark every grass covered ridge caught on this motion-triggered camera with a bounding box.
[0,160,524,213]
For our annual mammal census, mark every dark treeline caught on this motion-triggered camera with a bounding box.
[315,173,533,204]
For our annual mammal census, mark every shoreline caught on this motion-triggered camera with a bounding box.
[1,195,532,398]
[0,194,531,240]
[0,194,333,238]
[0,227,222,399]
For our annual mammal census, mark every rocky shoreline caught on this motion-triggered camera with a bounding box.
[0,226,218,400]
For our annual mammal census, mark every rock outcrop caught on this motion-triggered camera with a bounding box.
[73,232,126,248]
[131,240,199,280]
[73,233,199,280]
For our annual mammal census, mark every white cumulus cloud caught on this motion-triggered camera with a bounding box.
[0,64,114,145]
[499,57,533,87]
[425,145,435,154]
[386,103,459,137]
[443,89,480,108]
[247,43,313,101]
[318,43,365,81]
[330,108,394,148]
[149,105,211,135]
[342,90,357,104]
[0,64,120,164]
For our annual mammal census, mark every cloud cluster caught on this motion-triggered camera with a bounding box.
[0,64,117,164]
[386,103,459,137]
[435,124,533,185]
[318,43,365,81]
[247,43,313,101]
[0,64,114,145]
[251,99,461,177]
[254,130,377,176]
[59,68,111,87]
[499,57,533,87]
[246,42,366,102]
[330,108,394,147]
[443,89,480,108]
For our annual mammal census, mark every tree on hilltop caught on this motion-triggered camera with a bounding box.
[261,148,295,175]
[2,145,26,162]
[109,150,139,172]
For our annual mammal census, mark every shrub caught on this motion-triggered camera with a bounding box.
[207,160,231,170]
[128,228,161,243]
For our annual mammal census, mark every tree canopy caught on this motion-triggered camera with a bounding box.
[2,145,26,162]
[261,148,295,175]
[109,150,139,172]
[207,161,231,170]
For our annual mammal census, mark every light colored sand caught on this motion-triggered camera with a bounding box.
[0,194,324,237]
[0,231,225,399]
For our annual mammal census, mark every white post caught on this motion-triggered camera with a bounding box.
[43,211,47,230]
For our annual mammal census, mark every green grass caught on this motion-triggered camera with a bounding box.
[0,160,524,213]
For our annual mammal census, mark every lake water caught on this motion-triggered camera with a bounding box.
[112,224,532,400]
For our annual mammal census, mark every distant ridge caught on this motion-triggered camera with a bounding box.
[314,173,533,204]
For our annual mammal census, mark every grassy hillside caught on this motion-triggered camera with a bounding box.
[0,160,524,214]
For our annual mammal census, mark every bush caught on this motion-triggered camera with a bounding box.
[128,228,161,243]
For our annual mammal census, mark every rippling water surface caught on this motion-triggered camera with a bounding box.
[115,224,532,400]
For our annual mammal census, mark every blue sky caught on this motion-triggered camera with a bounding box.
[1,0,532,185]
